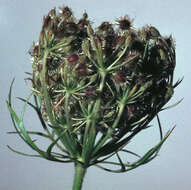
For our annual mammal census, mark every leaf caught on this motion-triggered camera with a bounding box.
[17,97,37,110]
[7,131,50,138]
[7,79,26,142]
[95,127,175,173]
[46,129,67,157]
[173,77,184,88]
[7,83,48,158]
[130,127,175,167]
[17,96,48,130]
[126,85,137,100]
[121,149,141,158]
[131,115,148,127]
[20,93,33,121]
[116,152,125,171]
[7,145,41,158]
[143,41,149,60]
[160,98,183,111]
[157,114,163,140]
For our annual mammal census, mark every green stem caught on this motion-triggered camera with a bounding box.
[40,49,57,126]
[72,163,87,190]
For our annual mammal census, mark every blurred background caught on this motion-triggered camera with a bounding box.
[1,0,190,189]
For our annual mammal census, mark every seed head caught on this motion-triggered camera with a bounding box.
[25,6,179,171]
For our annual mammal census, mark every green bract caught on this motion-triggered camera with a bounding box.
[7,6,182,190]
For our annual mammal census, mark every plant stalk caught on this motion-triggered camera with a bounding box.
[72,162,87,190]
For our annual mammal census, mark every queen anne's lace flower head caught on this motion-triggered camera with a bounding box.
[8,6,181,175]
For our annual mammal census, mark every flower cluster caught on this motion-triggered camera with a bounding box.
[31,7,175,136]
[8,6,181,175]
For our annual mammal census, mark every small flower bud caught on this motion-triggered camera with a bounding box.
[42,15,51,29]
[149,26,161,38]
[117,16,132,30]
[86,88,95,97]
[98,22,111,31]
[45,75,51,85]
[60,6,72,18]
[47,29,54,40]
[76,64,87,76]
[116,36,126,46]
[87,24,94,36]
[36,79,41,87]
[37,64,43,72]
[68,53,79,65]
[83,12,88,19]
[93,36,101,49]
[127,105,135,118]
[114,71,126,83]
[78,12,88,28]
[33,45,39,55]
[48,8,56,19]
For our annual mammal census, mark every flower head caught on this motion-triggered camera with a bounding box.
[7,6,180,177]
